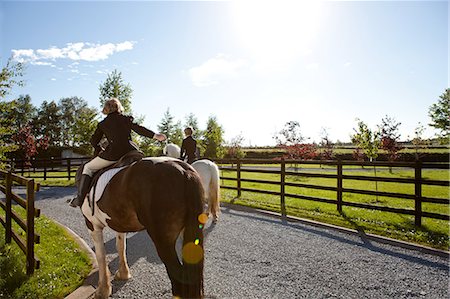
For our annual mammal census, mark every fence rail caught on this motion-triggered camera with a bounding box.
[5,157,90,180]
[0,170,40,275]
[216,158,449,226]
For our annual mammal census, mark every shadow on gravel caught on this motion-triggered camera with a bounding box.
[221,207,449,271]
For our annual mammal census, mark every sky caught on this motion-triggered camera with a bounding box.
[1,0,448,146]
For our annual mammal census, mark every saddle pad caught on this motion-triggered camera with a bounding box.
[89,165,129,203]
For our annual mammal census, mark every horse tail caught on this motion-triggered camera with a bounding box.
[181,169,205,298]
[208,163,221,220]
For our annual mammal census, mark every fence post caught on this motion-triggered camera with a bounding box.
[337,159,343,213]
[26,179,36,275]
[5,172,12,244]
[237,159,241,197]
[67,158,71,180]
[43,159,47,181]
[414,160,422,226]
[280,158,286,219]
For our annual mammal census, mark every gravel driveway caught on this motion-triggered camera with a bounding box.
[34,187,449,299]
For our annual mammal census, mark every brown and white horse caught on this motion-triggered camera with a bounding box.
[77,157,205,299]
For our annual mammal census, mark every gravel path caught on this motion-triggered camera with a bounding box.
[33,187,449,299]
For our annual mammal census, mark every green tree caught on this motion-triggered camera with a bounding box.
[158,108,178,143]
[351,119,380,162]
[0,57,25,98]
[99,69,133,114]
[172,121,184,146]
[202,116,224,159]
[58,97,98,149]
[73,106,98,154]
[11,95,36,129]
[0,58,26,167]
[428,89,449,143]
[32,101,62,147]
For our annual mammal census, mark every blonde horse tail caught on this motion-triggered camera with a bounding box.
[208,163,221,221]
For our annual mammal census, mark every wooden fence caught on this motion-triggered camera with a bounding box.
[8,157,89,181]
[0,170,41,275]
[6,157,449,227]
[216,159,450,226]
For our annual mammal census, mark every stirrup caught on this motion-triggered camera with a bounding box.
[69,197,81,208]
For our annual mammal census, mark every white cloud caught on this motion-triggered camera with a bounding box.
[188,54,248,87]
[11,41,136,65]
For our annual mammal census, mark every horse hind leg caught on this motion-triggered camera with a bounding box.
[90,228,112,299]
[115,232,131,280]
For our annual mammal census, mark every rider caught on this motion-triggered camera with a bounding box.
[69,98,166,207]
[180,127,198,164]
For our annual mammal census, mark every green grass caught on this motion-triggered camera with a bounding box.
[0,209,92,298]
[220,165,449,250]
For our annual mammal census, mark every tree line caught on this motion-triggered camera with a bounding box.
[1,56,448,166]
[0,59,226,165]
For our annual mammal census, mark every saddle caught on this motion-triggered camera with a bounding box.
[87,150,144,215]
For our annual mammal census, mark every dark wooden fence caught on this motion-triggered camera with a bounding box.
[0,170,41,275]
[7,157,90,181]
[6,157,449,227]
[216,159,449,226]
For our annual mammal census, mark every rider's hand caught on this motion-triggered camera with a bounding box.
[153,133,167,142]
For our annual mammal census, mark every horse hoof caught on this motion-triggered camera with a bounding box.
[94,286,112,299]
[115,270,131,281]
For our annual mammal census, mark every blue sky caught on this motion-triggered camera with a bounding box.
[1,0,448,146]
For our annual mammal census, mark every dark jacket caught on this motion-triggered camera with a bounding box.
[91,112,155,161]
[180,136,197,164]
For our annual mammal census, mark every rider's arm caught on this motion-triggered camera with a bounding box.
[90,125,104,155]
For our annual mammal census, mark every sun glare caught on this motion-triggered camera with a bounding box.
[232,0,324,66]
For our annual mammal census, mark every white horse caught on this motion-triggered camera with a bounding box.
[164,143,221,222]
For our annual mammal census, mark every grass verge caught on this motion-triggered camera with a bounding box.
[0,211,92,299]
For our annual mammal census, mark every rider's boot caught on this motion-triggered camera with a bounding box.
[69,174,92,207]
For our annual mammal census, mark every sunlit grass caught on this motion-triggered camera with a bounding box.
[0,207,91,298]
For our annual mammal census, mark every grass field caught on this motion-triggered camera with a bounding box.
[0,207,92,298]
[219,163,449,250]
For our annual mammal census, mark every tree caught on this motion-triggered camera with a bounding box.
[99,69,133,114]
[202,116,224,159]
[351,119,380,162]
[11,95,36,130]
[58,97,98,149]
[273,121,305,146]
[32,100,62,147]
[227,134,246,159]
[12,125,49,165]
[0,57,25,98]
[428,89,449,143]
[158,108,178,143]
[378,115,403,166]
[0,57,26,167]
[72,106,99,154]
[319,127,334,161]
[411,123,429,161]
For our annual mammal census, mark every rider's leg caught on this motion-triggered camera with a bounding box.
[69,157,116,207]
